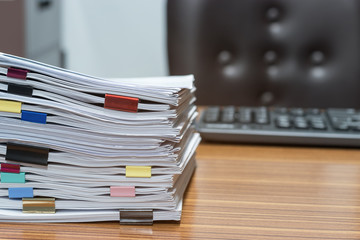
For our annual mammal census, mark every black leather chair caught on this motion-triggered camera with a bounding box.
[167,0,360,108]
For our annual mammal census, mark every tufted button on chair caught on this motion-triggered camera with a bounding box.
[167,0,360,108]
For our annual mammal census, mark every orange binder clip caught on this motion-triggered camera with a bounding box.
[104,94,139,112]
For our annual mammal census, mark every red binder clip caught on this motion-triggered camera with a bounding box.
[7,67,28,80]
[1,163,20,173]
[104,94,139,112]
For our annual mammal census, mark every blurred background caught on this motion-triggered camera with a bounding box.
[1,0,360,107]
[0,0,167,78]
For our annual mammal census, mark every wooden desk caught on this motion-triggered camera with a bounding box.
[1,143,360,239]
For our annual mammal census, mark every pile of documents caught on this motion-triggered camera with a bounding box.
[0,53,199,224]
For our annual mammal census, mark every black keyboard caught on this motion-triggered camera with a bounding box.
[197,106,360,147]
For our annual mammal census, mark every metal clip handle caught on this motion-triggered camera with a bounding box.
[119,210,153,225]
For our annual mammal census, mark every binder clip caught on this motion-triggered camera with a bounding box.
[8,83,33,97]
[21,111,47,124]
[22,197,55,214]
[125,166,151,178]
[119,209,153,225]
[1,163,20,173]
[9,187,34,199]
[6,142,49,166]
[7,67,28,80]
[1,172,25,183]
[110,186,136,197]
[0,100,22,113]
[104,94,139,112]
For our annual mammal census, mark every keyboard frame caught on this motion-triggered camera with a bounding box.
[197,107,360,147]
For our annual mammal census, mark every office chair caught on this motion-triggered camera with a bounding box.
[167,0,360,108]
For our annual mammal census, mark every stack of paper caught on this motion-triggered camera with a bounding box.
[0,53,200,224]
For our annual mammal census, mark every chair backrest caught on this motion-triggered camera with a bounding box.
[167,0,360,107]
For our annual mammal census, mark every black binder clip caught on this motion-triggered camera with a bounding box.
[6,142,49,166]
[7,83,33,97]
[119,209,153,225]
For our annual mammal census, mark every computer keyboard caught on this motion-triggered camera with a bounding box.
[196,106,360,147]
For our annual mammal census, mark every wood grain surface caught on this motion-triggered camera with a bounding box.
[1,143,360,239]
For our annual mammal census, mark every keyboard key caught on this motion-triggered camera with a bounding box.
[207,106,220,112]
[221,106,235,123]
[204,107,220,123]
[221,114,234,123]
[310,120,327,130]
[294,116,306,122]
[290,108,304,116]
[238,107,253,123]
[331,116,352,124]
[295,122,308,129]
[274,107,287,114]
[255,107,269,124]
[276,116,292,128]
[328,108,356,115]
[309,116,324,123]
[204,114,218,123]
[309,115,327,130]
[221,115,235,123]
[256,117,269,124]
[276,120,291,128]
[222,106,235,114]
[277,115,291,122]
[294,117,308,129]
[333,123,349,131]
[307,108,321,115]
